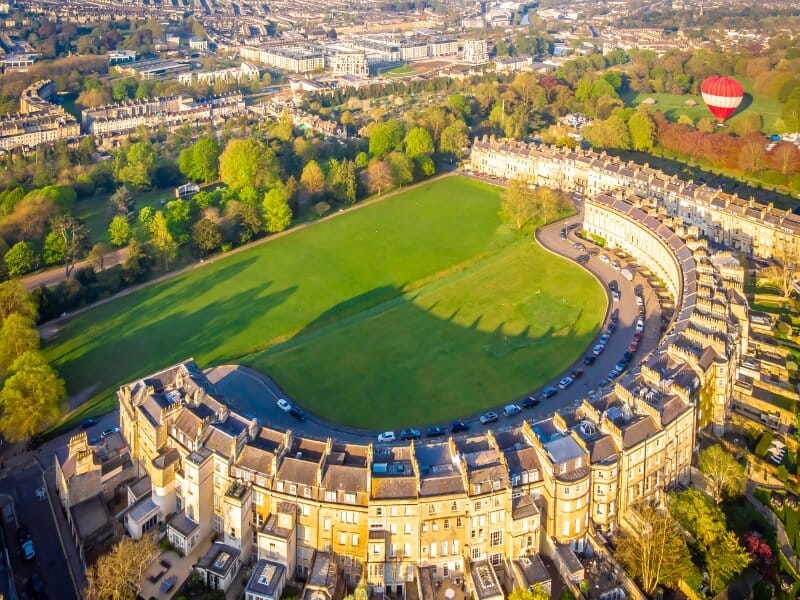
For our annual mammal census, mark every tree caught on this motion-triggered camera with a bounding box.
[439,121,470,159]
[364,159,395,195]
[0,281,37,326]
[743,532,775,577]
[108,216,132,247]
[698,444,746,503]
[0,350,65,442]
[88,242,112,271]
[0,312,39,376]
[300,160,325,197]
[219,139,277,190]
[262,186,292,233]
[84,534,157,600]
[148,211,178,270]
[388,152,414,187]
[327,159,357,205]
[49,214,89,277]
[117,141,155,189]
[628,109,655,151]
[121,239,152,285]
[706,531,750,593]
[615,503,694,595]
[670,489,727,547]
[108,186,134,216]
[179,137,220,183]
[404,126,434,159]
[508,585,549,600]
[4,241,39,277]
[738,133,767,172]
[501,178,536,231]
[164,199,191,243]
[191,218,222,254]
[43,231,66,266]
[768,142,800,176]
[765,242,799,299]
[368,120,404,158]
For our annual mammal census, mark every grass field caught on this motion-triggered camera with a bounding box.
[46,176,605,429]
[624,77,783,134]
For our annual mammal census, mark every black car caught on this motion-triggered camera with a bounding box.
[80,418,99,429]
[608,280,618,291]
[623,351,634,361]
[426,426,446,438]
[570,368,585,380]
[606,323,617,334]
[560,228,567,240]
[400,428,422,441]
[610,309,619,322]
[289,405,306,421]
[583,355,597,365]
[16,525,31,545]
[521,396,541,409]
[576,254,590,264]
[450,420,469,433]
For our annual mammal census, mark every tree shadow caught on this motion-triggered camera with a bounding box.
[246,284,600,429]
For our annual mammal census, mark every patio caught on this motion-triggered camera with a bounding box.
[139,537,213,600]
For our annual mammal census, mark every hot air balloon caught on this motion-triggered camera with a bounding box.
[700,76,744,123]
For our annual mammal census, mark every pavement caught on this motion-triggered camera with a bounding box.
[206,207,667,443]
[21,248,128,291]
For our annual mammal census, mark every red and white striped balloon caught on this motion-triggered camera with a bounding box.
[700,76,744,122]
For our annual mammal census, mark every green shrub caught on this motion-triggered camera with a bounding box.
[755,431,775,458]
[777,465,789,482]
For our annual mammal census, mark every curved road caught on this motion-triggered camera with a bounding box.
[206,211,666,443]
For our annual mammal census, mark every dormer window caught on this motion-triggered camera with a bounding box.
[325,491,336,502]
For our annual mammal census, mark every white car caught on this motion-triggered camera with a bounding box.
[480,412,498,424]
[612,290,621,302]
[100,427,120,438]
[635,295,644,306]
[558,376,574,390]
[377,431,396,442]
[599,254,610,264]
[635,319,645,332]
[611,261,621,271]
[277,398,291,412]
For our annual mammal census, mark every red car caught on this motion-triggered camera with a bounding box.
[628,343,639,353]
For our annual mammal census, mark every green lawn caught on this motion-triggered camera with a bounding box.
[76,188,176,245]
[624,77,784,133]
[46,176,605,429]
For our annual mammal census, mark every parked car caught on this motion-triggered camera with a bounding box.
[635,319,645,332]
[573,242,585,251]
[289,405,306,421]
[450,420,469,433]
[628,342,639,353]
[623,351,634,361]
[426,426,446,438]
[503,404,522,417]
[596,379,609,389]
[592,344,605,356]
[30,573,44,597]
[583,355,597,365]
[558,376,574,390]
[612,290,621,302]
[80,418,99,429]
[522,396,541,409]
[611,261,621,271]
[616,361,628,372]
[570,368,585,380]
[610,308,619,322]
[542,386,558,398]
[377,431,396,442]
[276,398,291,412]
[632,333,641,343]
[599,334,610,344]
[599,254,610,264]
[608,369,621,379]
[400,428,421,441]
[560,229,567,240]
[577,254,590,264]
[100,427,119,439]
[608,280,618,291]
[606,323,617,334]
[480,412,498,425]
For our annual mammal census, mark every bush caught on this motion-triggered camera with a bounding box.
[755,431,775,458]
[777,465,789,482]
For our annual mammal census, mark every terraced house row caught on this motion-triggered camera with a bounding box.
[53,139,766,599]
[469,136,800,260]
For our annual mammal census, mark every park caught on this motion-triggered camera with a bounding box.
[45,175,605,430]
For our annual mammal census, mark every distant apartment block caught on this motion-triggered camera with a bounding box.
[331,52,369,77]
[178,63,260,86]
[114,58,191,80]
[240,46,325,73]
[463,39,489,64]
